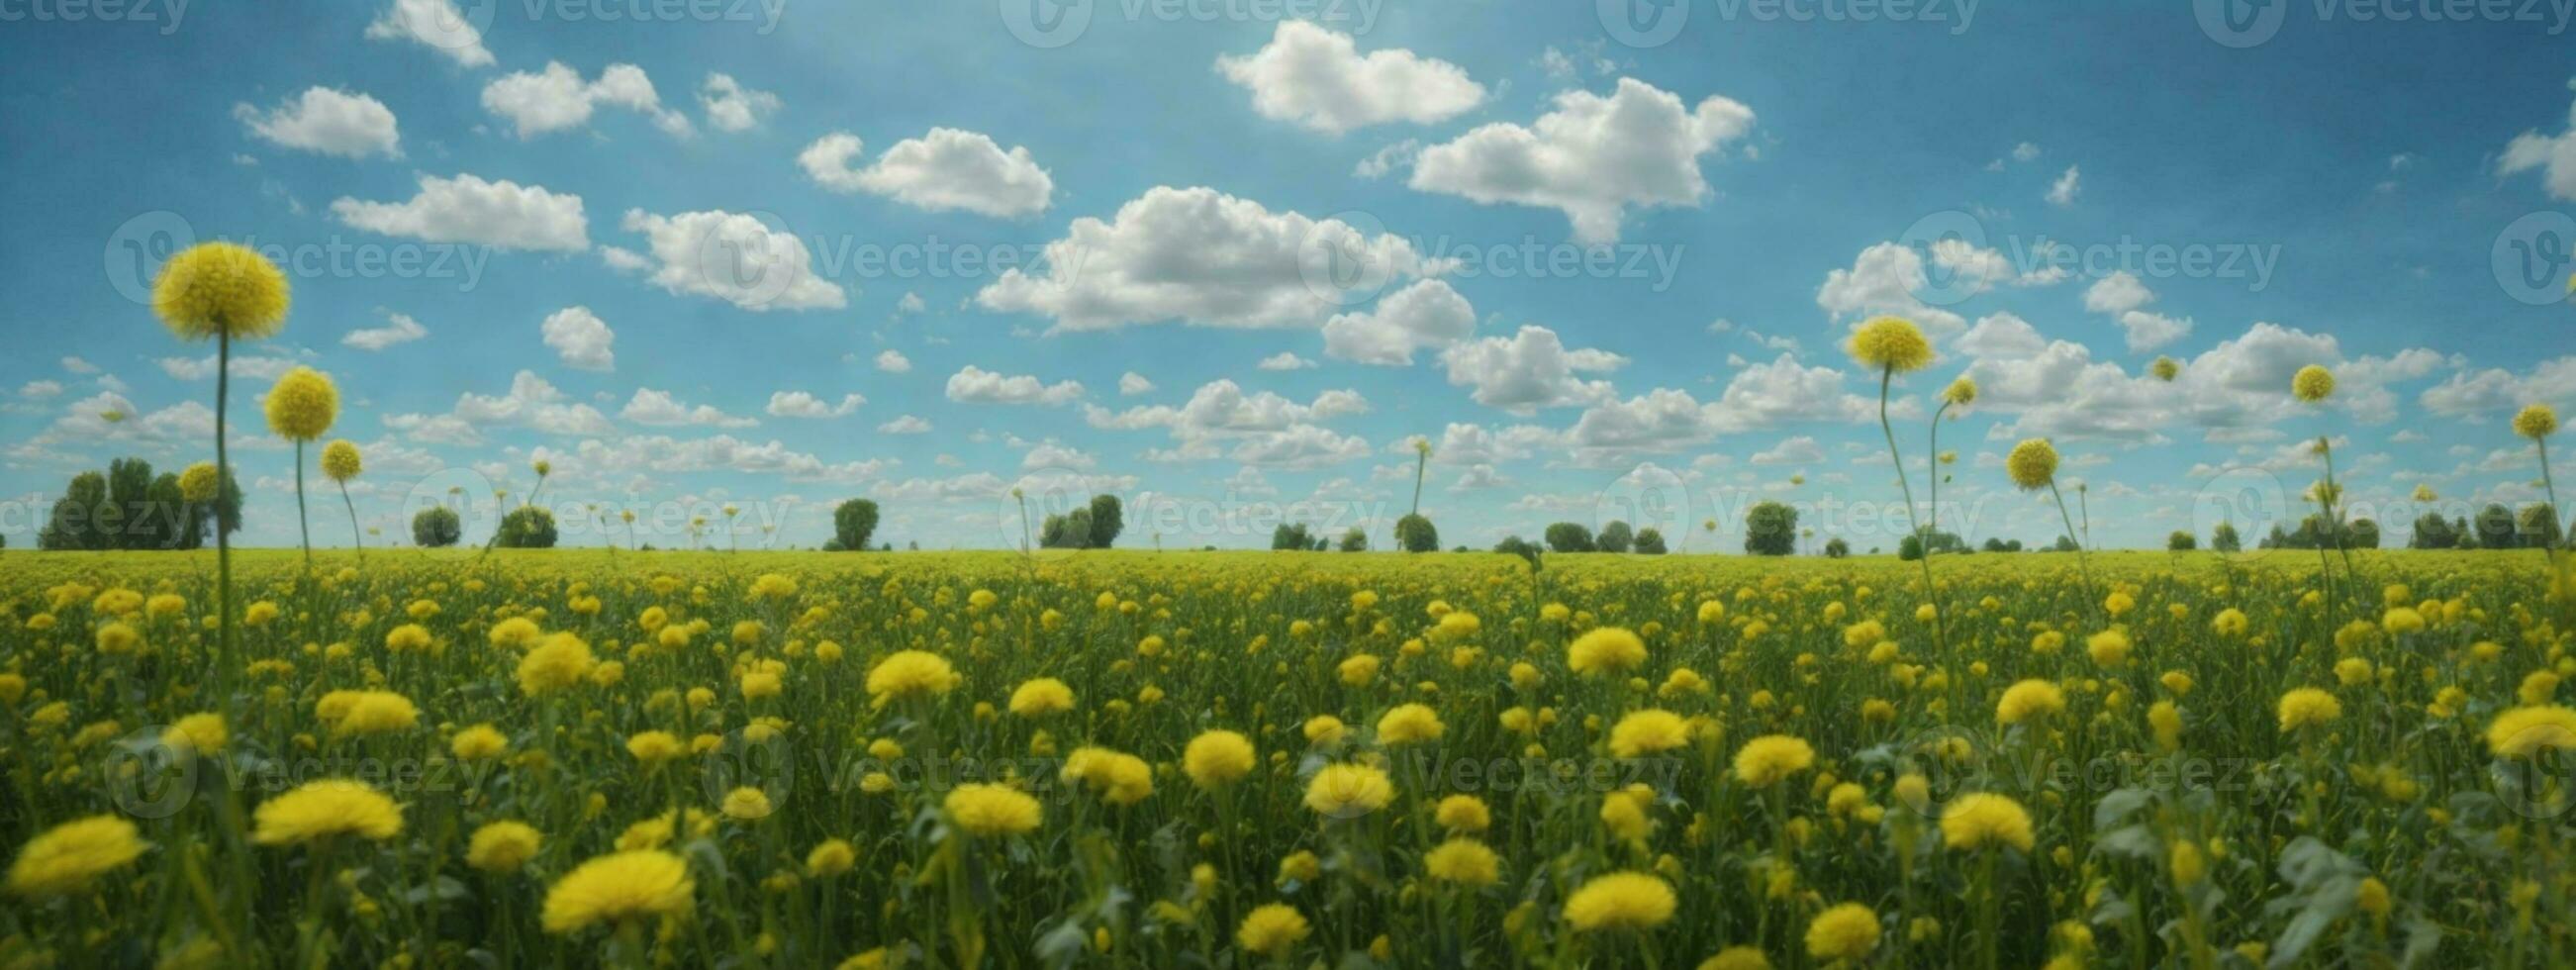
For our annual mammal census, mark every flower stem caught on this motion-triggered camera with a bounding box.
[1879,368,1948,654]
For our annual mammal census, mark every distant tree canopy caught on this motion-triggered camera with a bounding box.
[1544,523,1596,553]
[830,499,880,552]
[2210,522,2242,553]
[1393,514,1438,553]
[1897,531,1967,561]
[1039,494,1123,549]
[1743,501,1797,556]
[2519,504,2563,548]
[1088,495,1124,548]
[1492,534,1543,566]
[494,507,557,549]
[2408,513,2460,549]
[1632,528,1668,555]
[1823,536,1851,558]
[1595,521,1634,554]
[1979,536,2026,553]
[1270,523,1328,551]
[39,457,238,550]
[2474,504,2519,549]
[1337,528,1368,552]
[2168,531,2197,551]
[413,507,462,547]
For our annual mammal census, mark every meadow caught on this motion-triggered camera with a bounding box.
[3,545,2573,968]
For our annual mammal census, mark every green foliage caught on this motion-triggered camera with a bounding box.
[412,507,462,547]
[1544,523,1595,553]
[1270,523,1327,551]
[833,499,881,552]
[1594,521,1633,554]
[1088,495,1123,548]
[2167,530,2198,551]
[1631,528,1667,555]
[1743,501,1797,556]
[1337,528,1368,552]
[494,507,557,549]
[1393,514,1438,553]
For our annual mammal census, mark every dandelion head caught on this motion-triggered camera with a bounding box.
[2516,404,2559,440]
[1848,316,1935,373]
[2291,364,2335,403]
[152,242,289,341]
[319,439,362,482]
[2006,438,2059,491]
[262,366,338,441]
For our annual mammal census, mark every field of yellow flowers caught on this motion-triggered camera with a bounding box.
[2,545,2573,969]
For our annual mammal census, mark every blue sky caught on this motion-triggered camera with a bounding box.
[3,0,2573,551]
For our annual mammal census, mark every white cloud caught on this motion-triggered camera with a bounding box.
[1438,325,1624,414]
[342,311,428,350]
[482,62,692,140]
[1751,436,1825,465]
[1409,77,1755,242]
[2046,164,2082,206]
[615,208,846,311]
[878,415,932,435]
[765,391,865,419]
[2082,271,2153,314]
[2013,142,2041,162]
[1118,372,1155,395]
[1815,242,1967,336]
[1214,21,1484,134]
[1321,278,1476,365]
[977,185,1426,331]
[384,371,616,445]
[799,129,1054,218]
[944,365,1084,406]
[541,307,616,372]
[332,173,589,251]
[61,357,97,375]
[1257,351,1316,371]
[156,354,300,381]
[20,380,61,399]
[623,388,757,428]
[1022,441,1096,470]
[698,73,780,132]
[874,349,911,373]
[1554,354,1890,463]
[2421,356,2576,419]
[1087,380,1367,467]
[236,87,400,158]
[569,434,891,485]
[365,0,494,68]
[2499,93,2576,200]
[1956,312,2047,359]
[2117,311,2193,351]
[1354,140,1420,178]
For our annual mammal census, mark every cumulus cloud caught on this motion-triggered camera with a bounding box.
[1257,351,1317,371]
[1118,372,1155,395]
[540,307,615,371]
[482,62,692,139]
[236,87,400,158]
[2499,92,2576,200]
[878,415,932,435]
[1321,279,1476,365]
[945,366,1084,406]
[365,0,494,68]
[799,129,1054,218]
[332,173,589,251]
[614,209,846,312]
[2047,164,2081,206]
[342,311,428,351]
[1214,21,1484,134]
[1438,325,1623,414]
[623,388,756,428]
[1409,77,1755,242]
[698,73,780,132]
[874,349,911,373]
[383,371,616,446]
[977,185,1426,331]
[765,391,866,418]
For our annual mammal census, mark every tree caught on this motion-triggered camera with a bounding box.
[413,506,462,547]
[2347,518,2382,549]
[1087,495,1123,548]
[1492,534,1543,567]
[38,471,108,550]
[2167,531,2197,551]
[2210,522,2242,553]
[1337,528,1368,552]
[2474,504,2519,549]
[1271,523,1326,550]
[2051,535,2080,552]
[1394,513,1439,553]
[2408,513,2457,549]
[103,457,154,549]
[1632,528,1668,554]
[1980,536,2011,553]
[832,499,881,551]
[1595,520,1634,554]
[1040,508,1095,549]
[495,507,557,548]
[1743,501,1797,556]
[2520,504,2563,548]
[1544,523,1596,553]
[1823,536,1851,558]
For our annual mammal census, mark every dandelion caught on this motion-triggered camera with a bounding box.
[2291,365,2336,403]
[1423,838,1500,887]
[2487,706,2576,758]
[2151,355,2180,381]
[517,633,596,697]
[6,816,145,898]
[1609,709,1691,758]
[1940,793,2035,852]
[1183,729,1256,788]
[252,779,403,845]
[465,822,541,874]
[319,438,365,555]
[1007,678,1075,718]
[1996,679,2065,726]
[1804,903,1881,963]
[866,650,960,705]
[944,783,1042,836]
[1303,762,1395,818]
[540,850,695,934]
[1236,904,1311,957]
[1569,627,1647,675]
[1732,735,1815,788]
[2008,437,2097,612]
[1564,872,1677,932]
[2276,688,2342,733]
[1376,704,1445,744]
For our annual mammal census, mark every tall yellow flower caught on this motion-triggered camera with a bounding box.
[1303,762,1395,818]
[1236,904,1311,957]
[252,779,403,845]
[6,816,145,898]
[945,783,1042,836]
[263,366,338,441]
[2006,438,2059,491]
[321,439,362,482]
[1732,734,1815,788]
[540,850,694,933]
[153,242,289,340]
[1564,872,1676,931]
[2151,355,2180,381]
[2517,404,2559,440]
[1183,729,1256,788]
[2487,705,2576,759]
[2276,688,2342,732]
[1939,793,2036,851]
[1848,316,1934,373]
[2291,364,2335,403]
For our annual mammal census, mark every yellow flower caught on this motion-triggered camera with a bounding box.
[330,691,419,736]
[262,366,338,441]
[2276,688,2342,732]
[626,730,685,764]
[1804,903,1881,962]
[1303,763,1395,818]
[2150,355,2180,381]
[162,712,227,755]
[1376,704,1446,744]
[1423,838,1499,886]
[2516,404,2559,440]
[5,816,145,898]
[1569,627,1648,675]
[1235,903,1311,957]
[1732,734,1815,788]
[721,786,774,821]
[451,724,509,761]
[1699,946,1773,970]
[1302,715,1348,746]
[1008,678,1075,718]
[1609,709,1691,758]
[1436,795,1492,833]
[1942,376,1978,406]
[465,821,541,874]
[2356,877,2391,918]
[153,242,289,340]
[1564,872,1677,932]
[944,783,1041,836]
[1996,679,2065,726]
[2006,438,2058,491]
[252,779,403,845]
[806,838,856,878]
[2291,364,2335,403]
[516,633,595,697]
[866,650,959,704]
[320,439,362,482]
[1939,793,2036,852]
[1848,316,1934,373]
[2486,706,2576,759]
[540,850,695,933]
[1183,729,1256,788]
